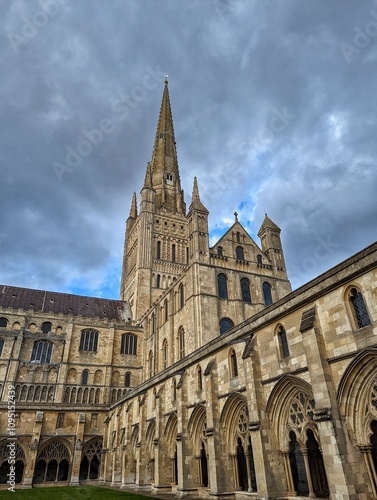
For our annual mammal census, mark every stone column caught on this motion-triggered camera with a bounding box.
[22,411,43,487]
[301,449,315,499]
[300,309,357,500]
[69,412,85,485]
[359,445,377,498]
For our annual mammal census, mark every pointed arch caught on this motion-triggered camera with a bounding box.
[33,438,72,483]
[266,375,315,449]
[337,348,377,444]
[188,404,207,455]
[220,392,248,452]
[164,412,178,457]
[79,436,102,481]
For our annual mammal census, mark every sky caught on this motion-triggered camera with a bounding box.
[0,0,376,299]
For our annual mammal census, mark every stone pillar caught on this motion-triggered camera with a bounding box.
[281,450,295,495]
[136,395,148,487]
[202,359,234,495]
[302,449,315,499]
[301,312,357,500]
[69,413,85,485]
[243,341,285,497]
[22,411,43,487]
[359,445,377,498]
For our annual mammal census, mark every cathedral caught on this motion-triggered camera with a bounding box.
[0,81,376,500]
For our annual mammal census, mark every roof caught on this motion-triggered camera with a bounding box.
[0,284,132,321]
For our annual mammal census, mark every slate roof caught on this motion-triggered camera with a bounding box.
[0,284,131,321]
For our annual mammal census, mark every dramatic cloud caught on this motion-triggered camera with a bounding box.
[0,0,376,297]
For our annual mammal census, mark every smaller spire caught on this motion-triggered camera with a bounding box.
[143,162,153,190]
[188,176,209,214]
[234,212,239,222]
[258,213,281,236]
[129,192,138,218]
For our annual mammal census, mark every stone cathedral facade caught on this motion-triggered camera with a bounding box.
[0,82,376,500]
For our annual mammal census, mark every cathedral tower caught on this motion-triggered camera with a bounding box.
[120,80,189,320]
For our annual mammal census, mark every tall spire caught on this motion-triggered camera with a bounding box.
[188,176,208,214]
[129,192,138,219]
[148,80,185,214]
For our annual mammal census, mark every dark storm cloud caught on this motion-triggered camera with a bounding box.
[0,0,376,296]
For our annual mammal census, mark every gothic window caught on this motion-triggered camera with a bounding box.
[164,300,169,322]
[79,329,99,352]
[79,439,102,481]
[31,340,53,364]
[0,317,8,328]
[236,246,244,261]
[56,413,64,429]
[120,333,137,355]
[156,274,161,288]
[172,379,177,402]
[263,282,273,305]
[240,278,251,303]
[179,327,185,359]
[162,339,168,369]
[172,244,176,263]
[349,287,371,328]
[179,284,184,309]
[33,440,70,483]
[82,369,89,385]
[148,350,153,378]
[156,241,161,260]
[0,339,3,357]
[257,254,262,265]
[236,231,241,243]
[125,372,131,388]
[229,349,238,378]
[217,273,228,299]
[217,246,223,257]
[220,318,234,335]
[197,365,203,391]
[41,322,52,333]
[278,325,290,358]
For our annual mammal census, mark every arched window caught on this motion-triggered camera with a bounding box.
[31,340,53,364]
[197,365,202,391]
[125,372,131,388]
[156,274,161,288]
[179,327,185,359]
[257,254,262,265]
[121,333,137,355]
[41,322,52,334]
[217,246,223,257]
[220,318,234,335]
[263,282,273,305]
[164,300,169,322]
[82,369,89,385]
[156,241,161,260]
[349,287,371,328]
[217,273,228,299]
[0,338,4,357]
[0,317,8,328]
[172,379,177,402]
[241,278,251,303]
[236,231,241,243]
[148,350,153,378]
[179,284,184,309]
[278,325,290,358]
[172,244,176,263]
[236,246,244,260]
[229,349,238,378]
[79,329,99,352]
[162,339,168,369]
